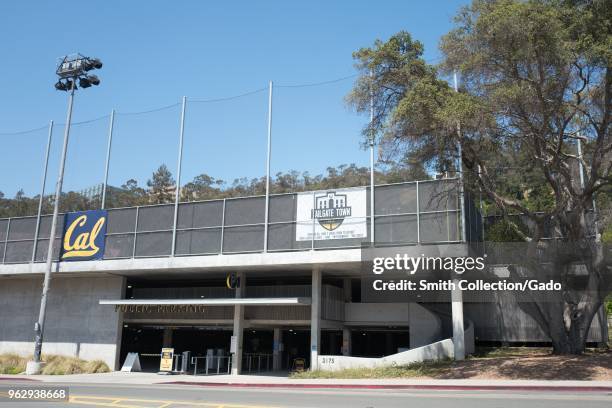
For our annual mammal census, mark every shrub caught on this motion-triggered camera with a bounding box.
[0,353,27,374]
[0,354,110,375]
[40,355,110,375]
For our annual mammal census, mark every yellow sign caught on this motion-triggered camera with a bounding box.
[292,358,305,372]
[61,210,107,260]
[159,348,174,372]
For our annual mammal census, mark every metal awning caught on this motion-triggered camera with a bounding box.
[99,297,311,306]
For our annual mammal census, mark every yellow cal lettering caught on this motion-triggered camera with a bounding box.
[63,215,87,252]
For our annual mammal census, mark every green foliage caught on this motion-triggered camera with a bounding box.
[349,0,611,243]
[348,0,611,354]
[486,217,529,242]
[147,164,175,204]
[0,162,431,217]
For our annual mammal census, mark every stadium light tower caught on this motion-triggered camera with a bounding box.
[26,54,102,375]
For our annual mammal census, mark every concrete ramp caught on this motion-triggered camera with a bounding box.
[317,319,474,371]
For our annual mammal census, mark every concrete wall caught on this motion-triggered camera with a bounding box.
[409,303,442,348]
[318,339,455,371]
[0,275,124,370]
[344,303,410,326]
[464,294,606,343]
[344,302,442,349]
[318,309,473,371]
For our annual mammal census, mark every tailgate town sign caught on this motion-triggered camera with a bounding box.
[296,188,366,241]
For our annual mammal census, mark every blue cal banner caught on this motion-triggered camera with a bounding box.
[61,210,107,261]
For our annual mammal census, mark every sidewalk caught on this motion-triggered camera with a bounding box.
[2,371,612,392]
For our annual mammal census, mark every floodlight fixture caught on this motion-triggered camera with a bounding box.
[54,53,103,91]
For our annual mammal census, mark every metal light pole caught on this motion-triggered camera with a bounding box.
[30,82,75,372]
[27,54,102,375]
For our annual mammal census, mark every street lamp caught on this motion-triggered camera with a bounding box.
[26,53,103,375]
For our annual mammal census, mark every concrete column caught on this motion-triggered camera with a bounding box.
[162,327,173,348]
[310,268,321,370]
[342,328,351,356]
[343,278,352,302]
[598,305,609,348]
[451,278,465,360]
[385,332,393,355]
[231,272,245,375]
[273,328,282,371]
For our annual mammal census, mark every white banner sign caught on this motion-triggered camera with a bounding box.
[296,188,367,241]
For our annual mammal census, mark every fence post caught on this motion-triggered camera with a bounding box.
[263,81,273,252]
[311,191,315,250]
[132,207,139,258]
[416,181,420,244]
[32,121,54,263]
[2,219,10,264]
[101,109,115,210]
[220,198,226,254]
[171,96,187,257]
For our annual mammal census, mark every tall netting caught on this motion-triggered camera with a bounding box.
[183,91,269,198]
[0,126,50,215]
[270,79,370,250]
[107,103,181,208]
[0,125,54,263]
[273,80,366,191]
[1,75,471,263]
[59,115,110,211]
[176,91,269,254]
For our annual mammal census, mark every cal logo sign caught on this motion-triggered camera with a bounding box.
[61,210,107,261]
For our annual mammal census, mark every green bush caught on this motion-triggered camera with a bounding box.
[602,229,612,244]
[486,218,529,242]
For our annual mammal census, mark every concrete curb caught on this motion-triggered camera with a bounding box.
[162,381,612,393]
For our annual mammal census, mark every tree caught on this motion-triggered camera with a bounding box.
[182,173,224,201]
[147,165,175,204]
[348,0,611,354]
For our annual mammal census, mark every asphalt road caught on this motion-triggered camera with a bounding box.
[1,381,611,408]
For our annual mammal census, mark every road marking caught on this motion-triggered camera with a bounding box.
[69,394,277,408]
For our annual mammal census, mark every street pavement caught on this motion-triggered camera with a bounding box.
[0,375,611,408]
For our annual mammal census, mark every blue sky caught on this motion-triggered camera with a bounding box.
[0,0,468,197]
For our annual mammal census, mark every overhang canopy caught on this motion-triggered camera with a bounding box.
[99,297,311,306]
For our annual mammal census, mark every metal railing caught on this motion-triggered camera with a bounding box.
[191,355,232,375]
[242,353,272,373]
[0,179,471,264]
